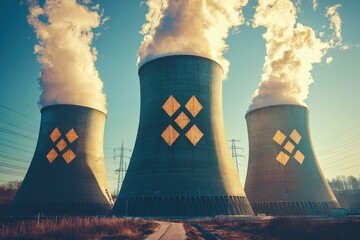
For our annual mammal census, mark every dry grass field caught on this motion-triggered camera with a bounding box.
[186,217,360,240]
[0,217,157,240]
[0,216,360,239]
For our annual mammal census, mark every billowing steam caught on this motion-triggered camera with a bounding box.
[138,0,248,78]
[28,0,107,113]
[248,0,337,111]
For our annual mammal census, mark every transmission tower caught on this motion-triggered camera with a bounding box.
[228,139,245,176]
[113,141,131,196]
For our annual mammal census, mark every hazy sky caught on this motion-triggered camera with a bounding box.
[0,0,359,193]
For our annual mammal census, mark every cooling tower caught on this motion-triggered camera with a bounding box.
[112,55,253,217]
[245,104,340,216]
[11,104,113,216]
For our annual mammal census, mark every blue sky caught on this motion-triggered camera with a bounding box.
[0,0,359,193]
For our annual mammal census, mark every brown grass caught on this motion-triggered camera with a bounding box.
[0,217,158,240]
[183,223,203,240]
[189,217,360,240]
[198,219,263,240]
[262,217,360,240]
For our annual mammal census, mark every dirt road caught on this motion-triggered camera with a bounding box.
[145,221,186,240]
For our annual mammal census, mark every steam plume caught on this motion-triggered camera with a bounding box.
[326,4,342,45]
[138,0,248,78]
[249,0,330,111]
[312,0,318,11]
[28,0,106,113]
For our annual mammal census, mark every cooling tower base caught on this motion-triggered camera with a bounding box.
[10,202,112,216]
[250,201,341,216]
[113,196,254,217]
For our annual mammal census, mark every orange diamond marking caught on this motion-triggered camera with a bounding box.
[276,151,290,166]
[284,141,295,153]
[185,95,203,117]
[50,128,62,142]
[294,150,305,164]
[66,128,78,143]
[174,112,190,129]
[185,124,203,146]
[56,139,67,152]
[273,130,286,145]
[274,129,305,166]
[290,129,302,144]
[161,125,180,146]
[162,95,181,117]
[62,149,76,164]
[46,148,58,163]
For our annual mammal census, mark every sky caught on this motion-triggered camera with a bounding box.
[0,0,359,194]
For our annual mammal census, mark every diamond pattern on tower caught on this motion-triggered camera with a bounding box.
[174,112,190,129]
[50,128,62,142]
[273,129,305,166]
[284,141,295,153]
[273,130,286,145]
[185,96,203,117]
[46,148,58,163]
[56,139,67,152]
[66,128,78,143]
[290,129,302,144]
[161,125,180,146]
[62,149,76,164]
[276,151,290,166]
[161,95,204,146]
[162,95,181,117]
[185,124,204,146]
[294,150,305,164]
[46,128,78,164]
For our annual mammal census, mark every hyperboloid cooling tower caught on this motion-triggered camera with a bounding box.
[112,55,254,217]
[11,104,113,216]
[245,104,340,216]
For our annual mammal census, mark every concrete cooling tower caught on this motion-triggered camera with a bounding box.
[11,104,113,216]
[245,104,340,216]
[112,55,254,217]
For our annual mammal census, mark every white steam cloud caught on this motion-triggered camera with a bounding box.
[249,0,333,111]
[138,0,248,79]
[312,0,318,11]
[28,0,107,113]
[326,4,342,46]
[326,57,333,64]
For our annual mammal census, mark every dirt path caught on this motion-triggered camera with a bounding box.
[145,221,186,240]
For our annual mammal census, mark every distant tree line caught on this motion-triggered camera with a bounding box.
[327,175,360,192]
[0,181,21,203]
[327,175,360,209]
[0,180,21,215]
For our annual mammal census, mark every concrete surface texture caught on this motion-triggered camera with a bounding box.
[11,104,113,216]
[113,55,253,217]
[245,104,340,216]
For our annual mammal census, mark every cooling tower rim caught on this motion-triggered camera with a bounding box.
[138,54,224,74]
[40,104,107,116]
[245,104,309,118]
